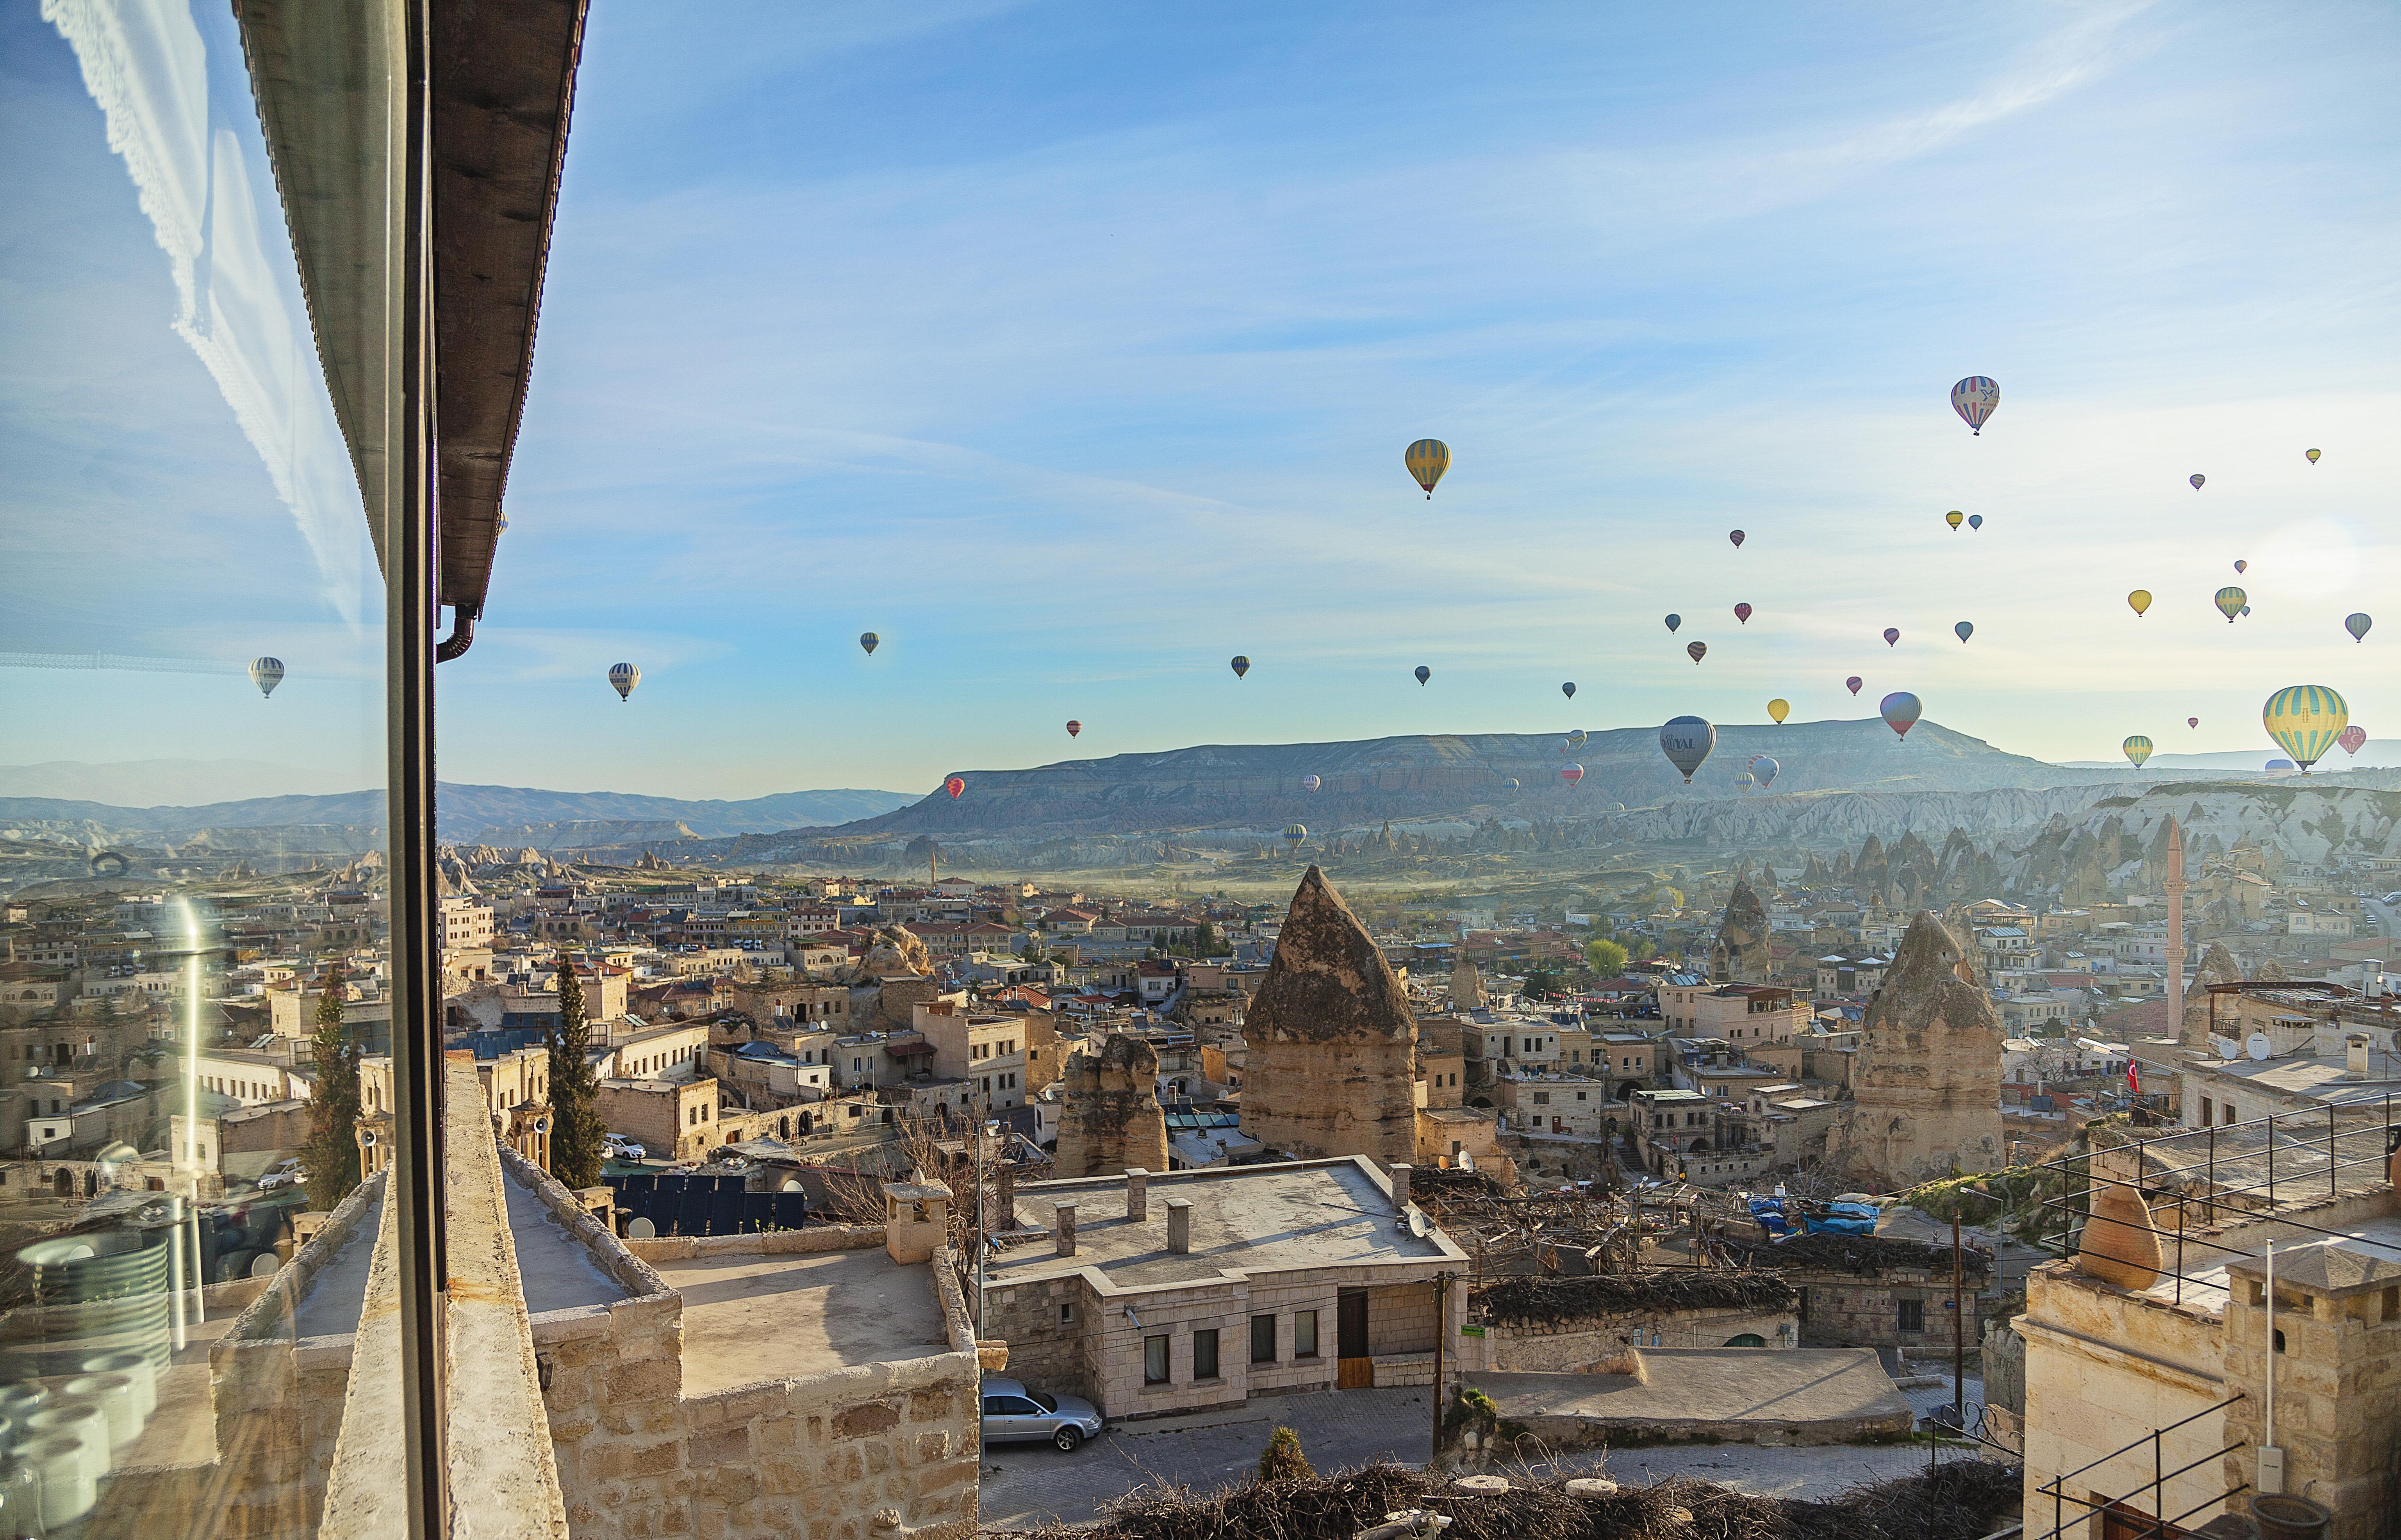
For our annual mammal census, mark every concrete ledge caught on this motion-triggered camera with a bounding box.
[1474,1348,1915,1450]
[624,1221,884,1263]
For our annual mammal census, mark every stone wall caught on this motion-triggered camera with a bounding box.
[1466,1304,1798,1371]
[1794,1274,1979,1351]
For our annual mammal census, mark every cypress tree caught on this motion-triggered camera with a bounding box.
[546,961,608,1187]
[301,963,363,1209]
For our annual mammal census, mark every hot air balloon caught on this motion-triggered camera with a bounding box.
[944,775,966,800]
[1734,771,1756,791]
[1561,765,1584,787]
[1954,621,1974,644]
[1664,614,1682,633]
[2233,560,2246,574]
[2188,717,2199,729]
[1883,627,1900,647]
[1750,754,1780,789]
[2241,606,2251,617]
[2128,590,2152,617]
[1767,699,1789,724]
[1946,510,1964,530]
[2265,758,2296,774]
[858,632,880,656]
[2215,587,2246,622]
[1302,774,1322,792]
[1951,376,1999,434]
[1231,655,1251,678]
[2306,448,2321,463]
[1686,641,1707,665]
[1405,439,1449,497]
[1728,529,1745,549]
[248,657,284,698]
[2262,685,2348,773]
[1561,682,1578,700]
[1503,777,1520,791]
[2345,613,2372,643]
[1659,716,1716,783]
[1734,603,1753,624]
[1566,730,1587,748]
[1845,676,1862,696]
[2338,726,2367,756]
[1879,691,1922,740]
[2190,475,2206,491]
[2123,735,2153,768]
[1283,823,1308,848]
[1968,514,1983,530]
[1065,720,1081,738]
[1414,665,1431,686]
[608,663,639,701]
[496,511,509,534]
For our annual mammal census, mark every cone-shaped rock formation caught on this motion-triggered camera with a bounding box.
[1844,911,2003,1184]
[1241,866,1419,1164]
[1056,1034,1168,1178]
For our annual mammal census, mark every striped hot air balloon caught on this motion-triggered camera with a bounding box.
[2123,735,2153,768]
[248,657,284,698]
[2262,685,2348,772]
[1561,764,1584,787]
[2215,587,2246,622]
[1301,774,1322,792]
[608,663,639,700]
[1231,655,1250,678]
[1845,676,1862,696]
[1880,692,1922,740]
[1065,720,1081,738]
[1951,376,1999,434]
[945,775,967,800]
[1946,510,1964,530]
[1405,439,1449,497]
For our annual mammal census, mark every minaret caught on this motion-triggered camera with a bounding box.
[2163,816,2187,1033]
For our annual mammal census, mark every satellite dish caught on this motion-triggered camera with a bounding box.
[1408,1207,1430,1239]
[626,1217,656,1239]
[781,1179,804,1193]
[249,1253,281,1279]
[1457,1151,1475,1172]
[2210,1036,2240,1061]
[2246,1033,2273,1062]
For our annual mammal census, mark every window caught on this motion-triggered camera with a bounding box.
[1143,1334,1170,1384]
[1251,1314,1277,1364]
[1294,1310,1319,1359]
[2200,1097,2213,1124]
[1898,1299,1925,1333]
[1193,1328,1220,1380]
[1060,1303,1076,1325]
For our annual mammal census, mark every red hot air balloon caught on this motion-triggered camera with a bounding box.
[1879,691,1923,740]
[1734,603,1753,624]
[1561,764,1584,787]
[1728,529,1746,549]
[2339,725,2367,756]
[1065,721,1081,738]
[944,776,965,800]
[1687,641,1707,665]
[1883,627,1900,647]
[1845,676,1863,696]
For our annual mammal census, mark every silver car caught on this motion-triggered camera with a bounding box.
[979,1377,1101,1452]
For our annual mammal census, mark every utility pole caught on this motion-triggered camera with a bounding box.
[1951,1208,1967,1424]
[1430,1270,1451,1467]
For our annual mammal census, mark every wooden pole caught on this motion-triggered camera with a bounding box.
[1430,1271,1449,1467]
[1951,1208,1966,1422]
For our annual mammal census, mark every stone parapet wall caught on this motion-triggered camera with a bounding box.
[624,1219,885,1264]
[1468,1305,1798,1371]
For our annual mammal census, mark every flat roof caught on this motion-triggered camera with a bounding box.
[648,1246,949,1396]
[995,1159,1454,1290]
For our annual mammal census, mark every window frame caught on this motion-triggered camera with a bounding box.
[1192,1326,1220,1382]
[1143,1333,1171,1384]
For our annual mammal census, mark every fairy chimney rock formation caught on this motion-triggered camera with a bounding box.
[1054,1034,1170,1179]
[2183,941,2244,1046]
[1450,958,1486,1011]
[1709,879,1770,984]
[1241,866,1419,1165]
[1844,911,2003,1184]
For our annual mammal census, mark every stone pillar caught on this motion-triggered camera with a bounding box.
[1165,1196,1192,1254]
[1125,1167,1149,1222]
[1053,1201,1078,1257]
[996,1163,1016,1227]
[1389,1162,1413,1213]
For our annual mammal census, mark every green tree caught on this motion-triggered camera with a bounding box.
[546,962,609,1187]
[1584,937,1629,975]
[1522,966,1561,1000]
[1191,920,1222,956]
[301,964,362,1210]
[1256,1425,1314,1483]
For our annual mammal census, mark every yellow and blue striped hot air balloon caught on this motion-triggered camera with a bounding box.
[2122,735,2153,768]
[2262,685,2348,772]
[1404,439,1450,497]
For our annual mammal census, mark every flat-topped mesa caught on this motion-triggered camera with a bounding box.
[1843,909,2003,1184]
[1240,866,1418,1165]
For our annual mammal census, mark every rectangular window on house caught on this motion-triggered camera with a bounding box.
[1193,1328,1220,1380]
[1898,1298,1925,1333]
[1143,1334,1170,1383]
[1294,1310,1319,1358]
[1251,1314,1277,1363]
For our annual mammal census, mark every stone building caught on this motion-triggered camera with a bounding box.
[1709,879,1770,985]
[1728,1232,1992,1349]
[1053,1033,1170,1178]
[1463,1271,1798,1366]
[1240,868,1419,1166]
[1841,911,2003,1184]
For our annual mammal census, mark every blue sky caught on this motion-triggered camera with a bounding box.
[7,1,2397,802]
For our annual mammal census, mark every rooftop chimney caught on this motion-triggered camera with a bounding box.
[1125,1167,1149,1222]
[1165,1196,1192,1255]
[2348,1034,2371,1077]
[1053,1201,1077,1257]
[1389,1162,1413,1216]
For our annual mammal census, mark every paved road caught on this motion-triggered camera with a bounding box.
[977,1384,1989,1531]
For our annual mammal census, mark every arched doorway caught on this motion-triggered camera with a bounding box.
[54,1169,74,1197]
[799,1111,813,1135]
[1723,1333,1766,1348]
[777,1116,789,1139]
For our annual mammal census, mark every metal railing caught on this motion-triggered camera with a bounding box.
[2028,1395,2249,1540]
[2035,1092,2399,1301]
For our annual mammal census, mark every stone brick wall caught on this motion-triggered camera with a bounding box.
[977,1272,1095,1403]
[1467,1304,1798,1371]
[1793,1273,1978,1351]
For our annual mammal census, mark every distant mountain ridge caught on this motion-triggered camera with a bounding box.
[0,783,915,843]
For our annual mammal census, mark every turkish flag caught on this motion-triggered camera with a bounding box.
[2128,1061,2141,1094]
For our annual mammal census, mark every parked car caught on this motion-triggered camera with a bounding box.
[257,1159,305,1192]
[979,1377,1101,1452]
[605,1137,646,1162]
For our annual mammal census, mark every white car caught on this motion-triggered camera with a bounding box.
[257,1159,305,1192]
[605,1138,646,1162]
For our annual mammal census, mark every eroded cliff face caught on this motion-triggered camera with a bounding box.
[1056,1034,1168,1178]
[1842,911,2003,1185]
[1240,866,1418,1164]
